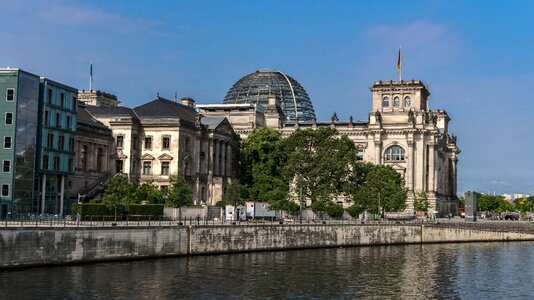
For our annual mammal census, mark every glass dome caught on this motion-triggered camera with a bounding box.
[223,69,316,122]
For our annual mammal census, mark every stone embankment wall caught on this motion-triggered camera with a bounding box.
[2,224,534,268]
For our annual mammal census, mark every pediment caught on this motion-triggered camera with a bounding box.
[158,153,174,161]
[215,119,236,136]
[141,153,155,160]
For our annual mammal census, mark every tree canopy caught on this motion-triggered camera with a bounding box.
[355,165,407,215]
[164,176,193,208]
[281,127,357,203]
[240,127,288,202]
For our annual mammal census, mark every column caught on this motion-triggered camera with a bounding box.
[221,141,227,177]
[59,176,65,217]
[41,174,46,215]
[407,140,415,192]
[208,139,214,177]
[214,140,219,176]
[428,142,436,193]
[374,141,382,164]
[226,144,232,177]
[415,138,425,192]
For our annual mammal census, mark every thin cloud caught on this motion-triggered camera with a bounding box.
[363,20,461,67]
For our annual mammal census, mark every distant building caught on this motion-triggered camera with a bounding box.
[200,70,461,216]
[0,68,77,217]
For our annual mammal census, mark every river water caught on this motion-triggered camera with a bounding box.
[2,242,534,299]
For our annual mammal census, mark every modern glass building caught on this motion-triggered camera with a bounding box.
[0,68,76,218]
[36,78,77,216]
[223,69,316,123]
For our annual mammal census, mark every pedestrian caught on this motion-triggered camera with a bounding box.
[76,212,81,226]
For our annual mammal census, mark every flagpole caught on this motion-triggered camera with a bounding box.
[398,47,402,81]
[89,60,93,90]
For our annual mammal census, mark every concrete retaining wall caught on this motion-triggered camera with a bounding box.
[2,224,534,268]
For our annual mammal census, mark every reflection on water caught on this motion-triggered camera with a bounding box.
[2,242,534,299]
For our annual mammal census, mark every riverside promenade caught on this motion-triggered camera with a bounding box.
[2,219,534,268]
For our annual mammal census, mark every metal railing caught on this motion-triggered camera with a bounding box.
[2,216,534,232]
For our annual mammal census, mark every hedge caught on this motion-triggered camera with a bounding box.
[72,203,164,221]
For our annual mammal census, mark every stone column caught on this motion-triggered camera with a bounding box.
[221,141,227,177]
[452,157,458,196]
[226,143,232,177]
[428,142,436,193]
[374,141,382,164]
[407,140,415,194]
[208,139,214,177]
[214,140,219,177]
[415,138,425,192]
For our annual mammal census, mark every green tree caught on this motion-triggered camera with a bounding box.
[325,202,344,218]
[346,202,366,218]
[270,199,300,214]
[164,176,192,208]
[458,196,465,208]
[282,127,357,204]
[356,165,407,216]
[413,190,429,213]
[103,176,136,221]
[135,182,162,204]
[240,127,288,202]
[223,181,247,205]
[517,196,529,216]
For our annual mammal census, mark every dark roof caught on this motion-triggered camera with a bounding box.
[85,105,136,118]
[133,97,197,122]
[200,116,226,130]
[77,102,110,130]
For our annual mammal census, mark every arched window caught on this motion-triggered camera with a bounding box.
[382,97,389,107]
[384,145,405,161]
[404,96,411,107]
[393,96,400,107]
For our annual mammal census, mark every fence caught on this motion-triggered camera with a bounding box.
[3,216,534,233]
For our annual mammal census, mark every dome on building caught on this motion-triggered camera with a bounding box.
[223,69,316,122]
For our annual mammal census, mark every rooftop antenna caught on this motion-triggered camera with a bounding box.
[157,92,160,98]
[174,91,178,102]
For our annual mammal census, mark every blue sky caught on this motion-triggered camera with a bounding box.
[1,0,533,195]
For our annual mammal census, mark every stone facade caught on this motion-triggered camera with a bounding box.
[82,95,240,205]
[200,79,460,216]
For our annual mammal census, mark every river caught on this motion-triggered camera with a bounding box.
[1,242,534,299]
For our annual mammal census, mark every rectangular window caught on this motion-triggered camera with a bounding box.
[69,137,75,152]
[162,137,170,150]
[56,113,61,128]
[72,96,77,110]
[47,133,54,148]
[6,89,14,101]
[54,156,60,171]
[4,136,11,149]
[66,116,71,130]
[160,185,169,192]
[2,160,10,173]
[133,135,137,150]
[58,135,65,151]
[43,154,49,170]
[47,89,52,104]
[68,159,73,172]
[44,111,49,126]
[60,93,64,107]
[161,161,169,175]
[1,184,9,197]
[143,161,152,175]
[144,137,152,149]
[5,113,12,125]
[116,136,124,148]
